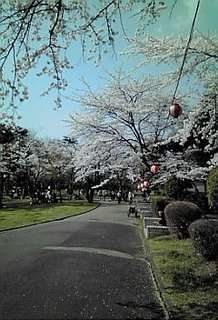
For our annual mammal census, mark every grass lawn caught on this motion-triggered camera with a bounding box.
[146,235,218,320]
[0,201,97,231]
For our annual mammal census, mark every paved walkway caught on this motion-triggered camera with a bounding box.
[0,202,165,319]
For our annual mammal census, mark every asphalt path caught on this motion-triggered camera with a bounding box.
[0,202,165,319]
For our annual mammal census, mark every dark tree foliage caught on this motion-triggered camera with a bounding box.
[0,124,28,144]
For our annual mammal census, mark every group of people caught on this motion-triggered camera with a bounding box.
[116,190,135,204]
[96,189,141,218]
[116,190,139,217]
[116,190,134,204]
[29,189,57,206]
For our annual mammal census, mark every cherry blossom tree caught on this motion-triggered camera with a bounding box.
[25,138,50,193]
[73,135,143,199]
[0,0,167,112]
[70,75,217,196]
[124,32,218,94]
[0,131,77,204]
[44,138,75,201]
[151,94,218,195]
[13,136,76,200]
[120,29,218,191]
[0,125,28,206]
[68,72,190,196]
[158,95,217,160]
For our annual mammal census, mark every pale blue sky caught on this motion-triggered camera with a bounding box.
[16,0,218,138]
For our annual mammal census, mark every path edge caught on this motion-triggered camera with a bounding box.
[139,214,172,320]
[0,202,101,233]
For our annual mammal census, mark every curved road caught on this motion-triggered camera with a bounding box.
[0,203,165,319]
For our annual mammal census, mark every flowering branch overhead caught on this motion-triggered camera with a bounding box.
[0,0,168,112]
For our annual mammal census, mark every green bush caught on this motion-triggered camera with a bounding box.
[189,219,218,261]
[171,266,216,289]
[150,195,169,218]
[164,201,202,239]
[171,267,196,289]
[183,191,208,211]
[164,175,192,200]
[207,167,218,210]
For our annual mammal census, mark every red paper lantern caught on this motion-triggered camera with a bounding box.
[150,164,159,174]
[143,180,149,188]
[169,103,182,118]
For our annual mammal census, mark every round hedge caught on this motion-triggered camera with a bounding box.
[189,219,218,261]
[164,201,202,239]
[207,167,218,210]
[150,195,169,214]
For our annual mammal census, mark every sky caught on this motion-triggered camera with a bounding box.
[14,0,218,139]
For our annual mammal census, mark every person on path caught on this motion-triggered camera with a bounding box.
[45,189,51,203]
[128,190,134,205]
[117,191,122,204]
[102,190,107,201]
[128,190,139,218]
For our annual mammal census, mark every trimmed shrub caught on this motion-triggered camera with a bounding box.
[150,195,169,224]
[183,191,208,212]
[189,219,218,261]
[164,201,202,239]
[164,175,192,200]
[207,167,218,211]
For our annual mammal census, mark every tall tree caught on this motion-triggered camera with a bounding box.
[0,125,28,206]
[70,73,185,173]
[44,138,75,201]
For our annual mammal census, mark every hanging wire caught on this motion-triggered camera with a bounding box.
[172,0,201,102]
[159,0,201,144]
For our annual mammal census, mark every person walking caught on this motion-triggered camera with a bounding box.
[128,190,139,218]
[117,191,122,204]
[128,190,134,205]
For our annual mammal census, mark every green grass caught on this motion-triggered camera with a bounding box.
[0,201,97,231]
[146,235,218,320]
[3,197,30,205]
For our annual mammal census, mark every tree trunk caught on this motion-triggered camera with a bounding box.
[59,189,62,203]
[0,173,4,208]
[89,189,94,203]
[85,188,90,202]
[86,188,94,203]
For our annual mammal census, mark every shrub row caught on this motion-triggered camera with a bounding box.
[150,166,218,260]
[150,195,169,225]
[163,201,218,261]
[164,201,202,239]
[189,219,218,261]
[207,166,218,210]
[156,169,218,212]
